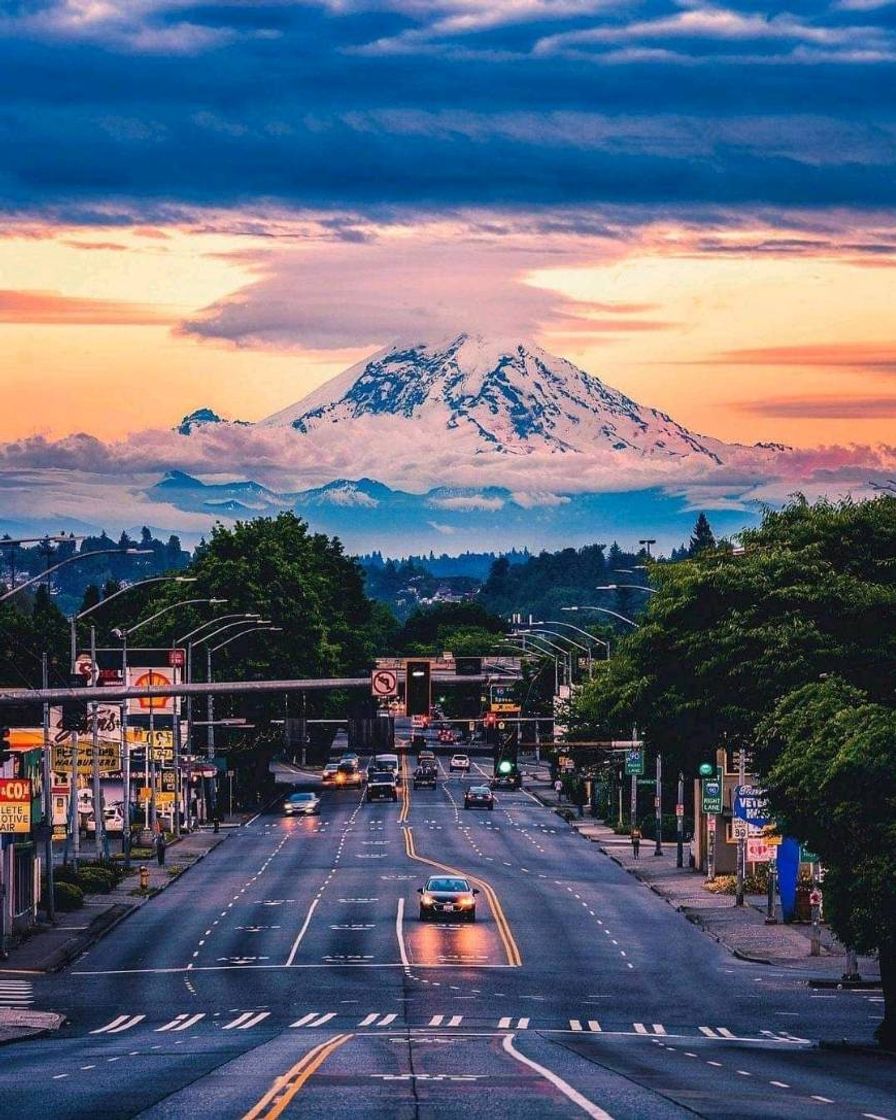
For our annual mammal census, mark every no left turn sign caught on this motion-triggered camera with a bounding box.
[371,669,398,698]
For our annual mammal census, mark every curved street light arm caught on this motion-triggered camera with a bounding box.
[209,625,282,655]
[562,605,639,628]
[120,598,227,637]
[537,620,610,650]
[0,547,152,604]
[191,618,272,649]
[595,584,656,594]
[76,576,197,622]
[176,612,260,646]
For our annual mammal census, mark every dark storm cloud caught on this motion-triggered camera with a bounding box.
[0,1,894,216]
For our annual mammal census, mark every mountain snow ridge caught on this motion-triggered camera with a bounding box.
[258,332,725,461]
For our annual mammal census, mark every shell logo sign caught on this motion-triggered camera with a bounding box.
[127,667,177,715]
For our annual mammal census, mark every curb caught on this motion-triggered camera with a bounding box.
[0,1012,67,1048]
[810,978,882,990]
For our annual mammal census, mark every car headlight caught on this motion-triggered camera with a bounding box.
[422,893,435,905]
[457,897,473,908]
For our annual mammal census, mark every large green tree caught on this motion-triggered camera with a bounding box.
[758,678,896,1047]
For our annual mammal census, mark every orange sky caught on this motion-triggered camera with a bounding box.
[2,220,894,448]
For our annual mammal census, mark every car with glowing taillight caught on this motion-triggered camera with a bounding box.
[418,876,479,922]
[464,784,495,810]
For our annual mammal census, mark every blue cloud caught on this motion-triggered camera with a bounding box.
[0,1,894,216]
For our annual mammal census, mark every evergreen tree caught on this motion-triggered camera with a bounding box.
[688,513,716,556]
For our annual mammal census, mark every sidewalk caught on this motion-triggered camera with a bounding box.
[526,781,880,981]
[0,816,250,1044]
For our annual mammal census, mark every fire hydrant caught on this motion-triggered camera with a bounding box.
[139,866,149,891]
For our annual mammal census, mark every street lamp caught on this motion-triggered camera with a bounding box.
[595,584,656,595]
[70,575,197,671]
[0,547,151,603]
[112,598,226,852]
[524,621,609,676]
[561,605,640,628]
[518,628,585,684]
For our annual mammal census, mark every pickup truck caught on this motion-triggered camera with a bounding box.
[366,770,398,802]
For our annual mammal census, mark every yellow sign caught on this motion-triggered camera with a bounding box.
[137,786,152,801]
[155,792,175,808]
[52,742,121,774]
[490,703,520,714]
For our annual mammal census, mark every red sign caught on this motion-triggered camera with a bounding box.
[168,649,185,668]
[675,803,685,817]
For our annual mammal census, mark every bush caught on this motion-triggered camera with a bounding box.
[54,881,84,911]
[79,859,124,885]
[77,868,114,894]
[703,875,737,895]
[54,865,80,885]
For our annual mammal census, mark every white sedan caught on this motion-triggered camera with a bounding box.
[449,754,471,772]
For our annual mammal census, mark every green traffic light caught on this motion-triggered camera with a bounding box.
[698,763,714,777]
[498,760,513,774]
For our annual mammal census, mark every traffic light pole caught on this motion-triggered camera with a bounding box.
[653,752,662,856]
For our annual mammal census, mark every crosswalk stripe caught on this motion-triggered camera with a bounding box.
[290,1013,319,1028]
[429,1015,444,1026]
[171,1013,205,1032]
[236,1012,270,1030]
[517,1018,529,1029]
[717,1028,737,1038]
[359,1013,379,1027]
[91,1015,129,1035]
[156,1015,189,1032]
[570,1019,583,1032]
[498,1016,512,1029]
[223,1012,254,1030]
[588,1021,601,1033]
[633,1023,649,1034]
[102,1015,146,1035]
[378,1013,397,1026]
[447,1015,462,1027]
[309,1013,336,1027]
[699,1027,719,1037]
[652,1024,666,1035]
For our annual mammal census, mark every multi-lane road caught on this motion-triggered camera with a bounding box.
[1,750,893,1119]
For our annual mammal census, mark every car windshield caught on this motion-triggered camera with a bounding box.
[370,772,394,781]
[469,786,489,794]
[289,793,315,801]
[427,877,470,892]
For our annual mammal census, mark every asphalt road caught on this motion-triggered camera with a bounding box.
[1,749,893,1120]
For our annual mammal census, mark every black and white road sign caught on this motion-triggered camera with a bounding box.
[371,669,399,697]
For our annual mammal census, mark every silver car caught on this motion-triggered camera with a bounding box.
[283,792,321,816]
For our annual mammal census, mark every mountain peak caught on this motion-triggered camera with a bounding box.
[259,332,724,462]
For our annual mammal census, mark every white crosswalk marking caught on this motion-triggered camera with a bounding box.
[91,1014,146,1035]
[634,1022,666,1036]
[717,1028,737,1038]
[570,1019,602,1033]
[447,1015,462,1027]
[0,980,34,1007]
[429,1015,445,1026]
[699,1027,720,1037]
[517,1018,530,1029]
[570,1019,583,1032]
[290,1012,318,1027]
[309,1013,336,1027]
[498,1016,512,1029]
[359,1013,379,1027]
[170,1013,205,1032]
[378,1013,397,1026]
[157,1015,190,1032]
[222,1011,270,1030]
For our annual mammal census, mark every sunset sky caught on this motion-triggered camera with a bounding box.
[1,1,895,451]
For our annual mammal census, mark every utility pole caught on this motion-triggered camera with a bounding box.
[121,636,131,868]
[653,751,662,856]
[676,770,684,868]
[735,747,746,906]
[69,730,80,867]
[41,654,55,921]
[90,624,105,861]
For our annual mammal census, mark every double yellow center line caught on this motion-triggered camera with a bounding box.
[241,1033,352,1120]
[400,753,522,967]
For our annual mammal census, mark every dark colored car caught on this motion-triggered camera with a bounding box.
[437,728,454,744]
[490,772,522,791]
[413,765,437,789]
[418,875,479,921]
[366,770,398,802]
[464,785,495,810]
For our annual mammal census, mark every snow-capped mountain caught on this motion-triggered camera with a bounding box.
[259,333,726,461]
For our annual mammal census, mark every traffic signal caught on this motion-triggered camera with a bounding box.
[405,660,432,718]
[60,701,89,733]
[497,758,513,775]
